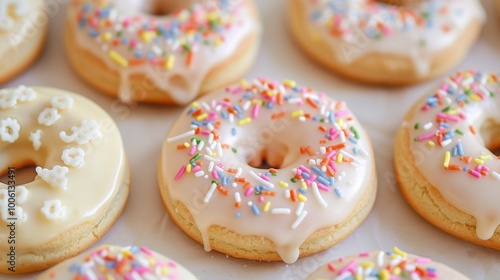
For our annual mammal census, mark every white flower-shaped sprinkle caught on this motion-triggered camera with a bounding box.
[38,108,60,126]
[35,165,69,190]
[13,85,36,102]
[41,200,65,220]
[0,203,27,222]
[51,95,74,110]
[29,129,43,151]
[60,120,103,145]
[0,117,20,143]
[15,186,28,204]
[61,147,85,167]
[0,90,17,109]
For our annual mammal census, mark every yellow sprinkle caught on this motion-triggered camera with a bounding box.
[355,275,361,280]
[279,181,288,188]
[211,152,217,157]
[99,266,107,273]
[165,55,175,70]
[393,246,407,257]
[183,142,190,148]
[427,141,435,147]
[480,155,492,160]
[291,110,304,118]
[141,31,156,43]
[443,151,451,168]
[109,50,128,67]
[263,202,271,212]
[474,158,485,165]
[336,153,343,163]
[161,267,168,275]
[283,80,296,87]
[186,164,192,173]
[101,32,112,41]
[214,38,223,46]
[265,90,274,97]
[298,194,307,202]
[393,267,401,275]
[251,99,263,105]
[196,113,208,121]
[238,117,251,126]
[337,119,344,128]
[447,108,461,115]
[300,180,308,190]
[191,101,199,107]
[470,94,481,102]
[106,274,114,280]
[380,269,390,280]
[240,79,248,87]
[361,261,375,269]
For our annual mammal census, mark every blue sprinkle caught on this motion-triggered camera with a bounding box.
[82,3,91,12]
[147,51,154,60]
[134,50,143,58]
[231,127,236,136]
[221,176,227,186]
[328,111,335,124]
[100,8,110,18]
[267,102,274,109]
[265,171,271,177]
[227,176,233,184]
[251,204,260,216]
[88,29,98,37]
[79,18,86,28]
[317,176,330,186]
[311,166,327,178]
[255,185,262,192]
[69,263,80,272]
[329,177,335,186]
[312,116,319,121]
[233,105,242,115]
[236,212,241,218]
[463,167,469,172]
[452,146,458,157]
[242,92,252,99]
[301,172,310,179]
[221,111,228,119]
[348,136,358,144]
[187,107,195,115]
[457,142,465,156]
[217,171,225,181]
[439,122,450,128]
[444,131,454,140]
[121,37,128,45]
[334,187,342,198]
[353,147,359,155]
[191,121,203,127]
[298,187,307,194]
[259,185,273,191]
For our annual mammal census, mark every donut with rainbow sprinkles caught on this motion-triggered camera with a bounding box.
[158,78,377,263]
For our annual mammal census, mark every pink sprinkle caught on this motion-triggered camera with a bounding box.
[437,113,460,122]
[258,196,264,202]
[359,252,369,257]
[260,174,270,181]
[232,87,243,94]
[459,112,466,119]
[244,187,254,197]
[440,83,449,91]
[252,104,260,118]
[89,18,98,28]
[299,165,311,173]
[328,263,336,272]
[325,150,337,159]
[476,165,483,172]
[418,132,435,141]
[168,261,178,268]
[330,130,340,140]
[482,166,490,172]
[334,110,350,118]
[188,146,197,156]
[219,101,231,107]
[140,247,154,256]
[306,175,317,186]
[129,39,138,48]
[201,130,211,135]
[339,260,356,275]
[212,170,219,179]
[338,257,345,262]
[192,166,201,173]
[427,271,437,277]
[132,267,150,274]
[468,169,481,178]
[317,183,330,192]
[174,166,186,181]
[415,257,432,263]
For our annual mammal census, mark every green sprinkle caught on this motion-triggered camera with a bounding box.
[455,129,464,135]
[255,191,261,195]
[291,178,297,183]
[414,123,420,130]
[271,173,278,176]
[414,137,419,141]
[350,126,360,139]
[232,148,237,153]
[190,153,201,163]
[190,138,204,144]
[442,106,450,113]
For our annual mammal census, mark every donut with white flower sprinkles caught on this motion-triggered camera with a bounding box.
[0,86,129,273]
[158,79,377,263]
[37,245,198,280]
[65,0,260,104]
[0,0,47,84]
[307,247,468,279]
[289,0,485,85]
[395,70,500,249]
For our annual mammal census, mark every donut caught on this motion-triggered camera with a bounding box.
[158,78,377,263]
[307,247,468,279]
[65,0,261,105]
[395,70,500,249]
[0,86,129,273]
[288,0,485,85]
[0,0,47,84]
[37,244,198,279]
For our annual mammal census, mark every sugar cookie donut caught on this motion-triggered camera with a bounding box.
[307,247,468,279]
[289,0,485,85]
[65,0,260,105]
[37,244,198,279]
[395,70,500,249]
[0,86,129,273]
[158,79,377,263]
[0,0,47,84]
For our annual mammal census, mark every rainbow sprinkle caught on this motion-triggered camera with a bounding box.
[74,0,242,68]
[313,248,441,279]
[412,70,500,180]
[168,78,370,228]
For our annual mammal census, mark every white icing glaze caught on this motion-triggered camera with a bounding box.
[159,79,375,263]
[66,0,258,104]
[307,248,468,279]
[301,0,485,75]
[36,245,198,280]
[0,87,127,254]
[405,71,500,239]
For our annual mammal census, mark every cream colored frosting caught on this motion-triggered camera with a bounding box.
[301,0,485,75]
[66,0,258,104]
[37,244,198,279]
[307,248,469,279]
[0,87,126,252]
[159,79,375,263]
[405,70,500,240]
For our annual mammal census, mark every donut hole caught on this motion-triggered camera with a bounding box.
[245,141,291,170]
[127,0,196,16]
[480,119,500,156]
[0,163,37,185]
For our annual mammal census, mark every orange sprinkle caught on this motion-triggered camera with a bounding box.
[176,144,187,149]
[319,140,327,144]
[460,156,472,164]
[128,58,146,66]
[221,144,229,149]
[192,108,204,117]
[290,189,298,202]
[227,168,238,174]
[306,98,319,109]
[186,50,194,66]
[329,143,346,150]
[234,202,241,208]
[261,191,276,196]
[215,121,221,129]
[469,125,476,135]
[446,165,461,171]
[306,146,315,156]
[217,185,228,195]
[115,259,127,274]
[318,125,327,132]
[243,182,251,189]
[320,158,329,166]
[277,92,283,105]
[235,178,247,183]
[326,166,335,176]
[195,127,201,134]
[269,168,278,174]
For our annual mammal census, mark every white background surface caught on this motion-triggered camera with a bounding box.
[4,0,500,279]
